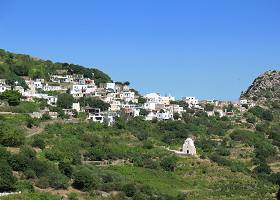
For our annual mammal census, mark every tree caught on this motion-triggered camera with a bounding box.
[123,183,137,197]
[0,124,25,147]
[160,156,177,172]
[0,90,21,106]
[57,93,74,109]
[204,104,214,111]
[79,97,110,111]
[58,161,73,178]
[139,109,149,117]
[73,167,96,191]
[138,96,147,104]
[173,113,180,120]
[0,160,16,192]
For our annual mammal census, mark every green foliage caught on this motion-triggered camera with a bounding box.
[249,106,273,121]
[73,166,98,191]
[15,180,34,192]
[58,161,73,178]
[123,183,137,197]
[160,156,177,172]
[0,49,111,85]
[57,93,74,109]
[0,90,21,106]
[0,122,25,147]
[204,103,214,111]
[79,97,110,111]
[139,109,149,116]
[0,160,16,192]
[230,129,277,162]
[31,136,46,149]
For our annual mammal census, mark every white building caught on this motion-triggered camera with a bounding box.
[182,138,196,155]
[156,110,173,120]
[161,95,176,105]
[72,102,81,112]
[46,96,57,106]
[170,104,185,114]
[34,81,43,89]
[0,85,11,93]
[88,108,104,123]
[14,86,25,94]
[43,84,64,92]
[144,93,162,103]
[144,102,157,111]
[70,84,96,98]
[0,79,6,85]
[110,100,121,111]
[145,111,158,121]
[182,96,199,108]
[119,91,136,103]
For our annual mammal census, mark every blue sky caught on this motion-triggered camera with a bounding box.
[0,0,280,100]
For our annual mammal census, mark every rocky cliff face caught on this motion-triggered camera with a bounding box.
[241,70,280,105]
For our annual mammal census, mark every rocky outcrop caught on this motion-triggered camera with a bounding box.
[241,70,280,105]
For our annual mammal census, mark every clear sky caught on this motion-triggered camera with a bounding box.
[0,0,280,100]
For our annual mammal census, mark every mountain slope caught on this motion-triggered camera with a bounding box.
[0,49,112,85]
[241,70,280,106]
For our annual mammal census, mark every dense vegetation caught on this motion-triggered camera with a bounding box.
[0,49,112,86]
[0,50,280,199]
[0,107,279,199]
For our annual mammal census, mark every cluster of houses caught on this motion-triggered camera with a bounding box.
[0,71,256,125]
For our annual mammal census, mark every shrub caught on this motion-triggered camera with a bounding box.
[123,183,137,197]
[160,156,177,172]
[0,160,16,192]
[32,137,46,149]
[73,167,97,191]
[15,180,34,192]
[58,161,73,178]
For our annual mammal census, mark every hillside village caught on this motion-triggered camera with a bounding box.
[0,50,280,200]
[0,69,257,125]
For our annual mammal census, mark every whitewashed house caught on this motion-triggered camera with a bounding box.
[72,102,81,112]
[34,81,43,89]
[110,100,121,111]
[144,102,157,111]
[46,96,57,106]
[0,85,11,93]
[156,110,173,120]
[87,108,104,123]
[144,93,162,103]
[119,91,136,103]
[70,84,96,98]
[161,95,176,105]
[0,79,6,85]
[170,104,185,114]
[145,111,157,121]
[43,84,64,92]
[182,96,199,108]
[14,86,25,94]
[182,138,196,155]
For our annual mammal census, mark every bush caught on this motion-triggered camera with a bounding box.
[160,156,177,172]
[123,183,137,197]
[15,180,34,192]
[254,163,272,175]
[48,171,69,189]
[58,161,73,178]
[35,177,49,189]
[57,93,74,109]
[0,160,16,192]
[73,167,97,191]
[0,123,25,147]
[32,137,46,149]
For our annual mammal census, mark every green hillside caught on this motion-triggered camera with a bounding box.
[0,50,280,199]
[0,49,112,86]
